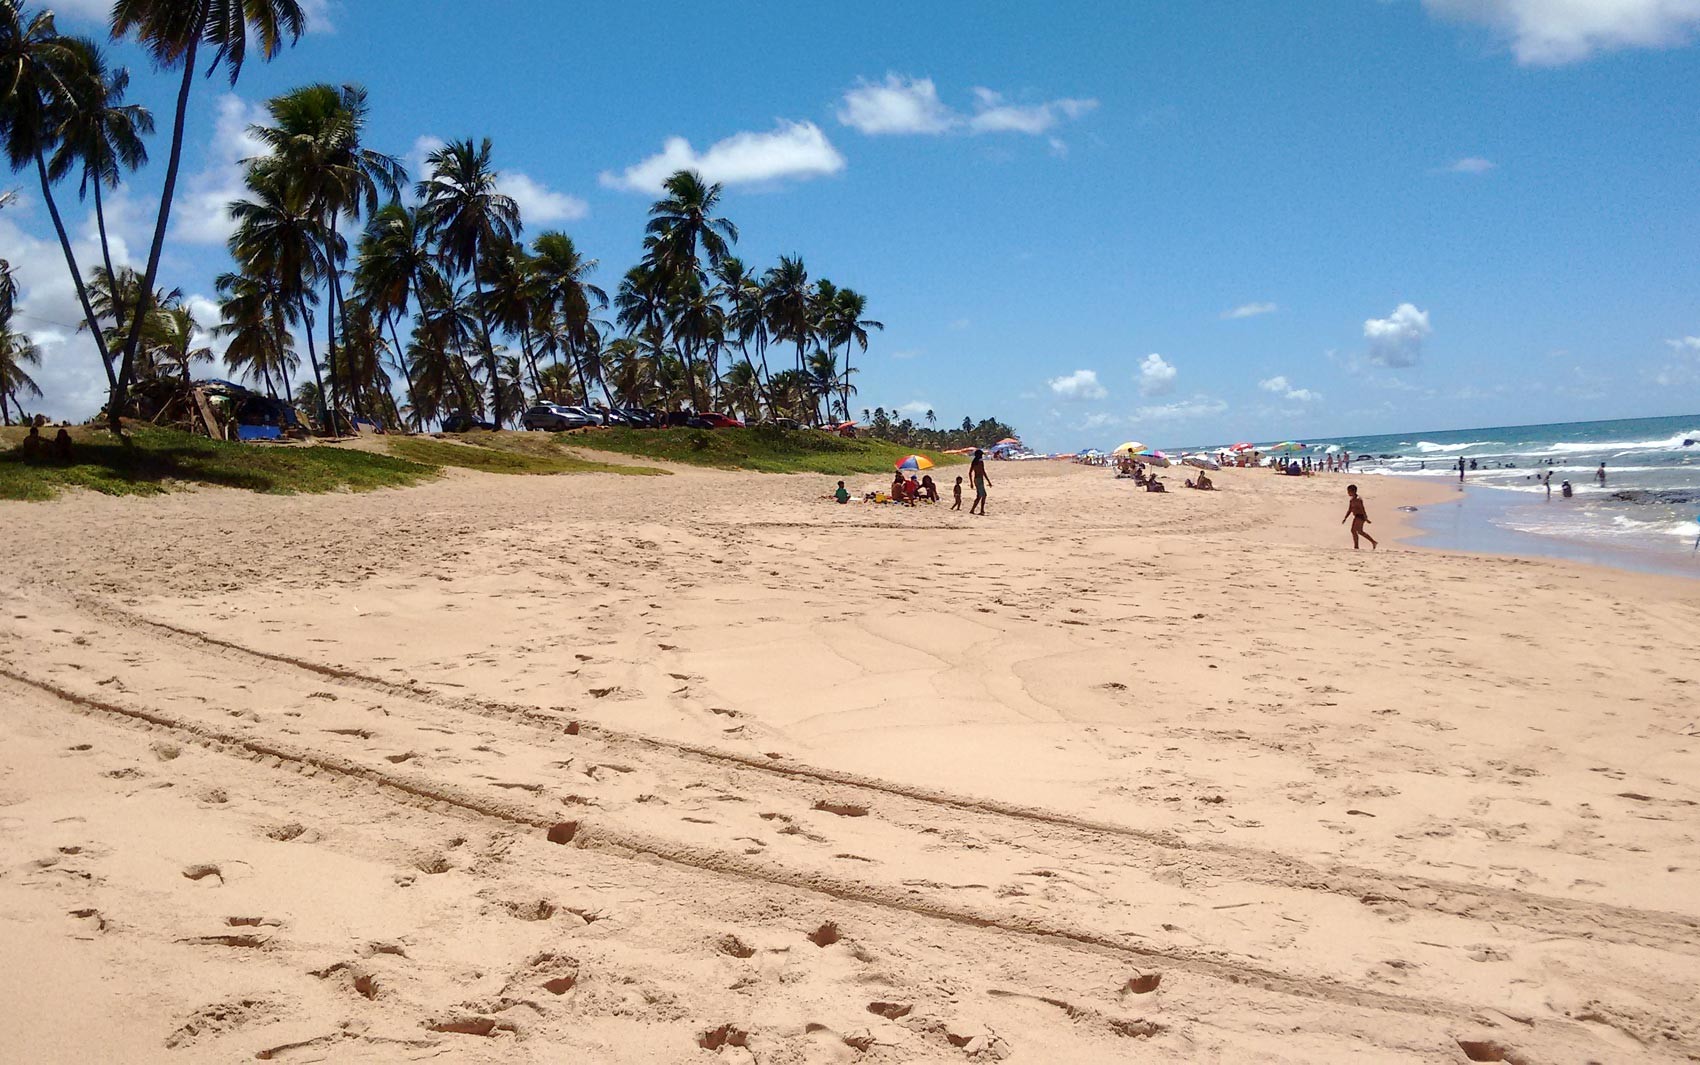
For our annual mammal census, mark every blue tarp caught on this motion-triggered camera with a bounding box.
[237,424,283,441]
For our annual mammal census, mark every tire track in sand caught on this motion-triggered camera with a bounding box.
[66,592,1700,955]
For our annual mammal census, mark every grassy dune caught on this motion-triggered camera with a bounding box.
[565,426,964,474]
[387,436,666,476]
[0,425,436,501]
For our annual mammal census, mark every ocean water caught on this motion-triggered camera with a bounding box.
[1199,415,1700,573]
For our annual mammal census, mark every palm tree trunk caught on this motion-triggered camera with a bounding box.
[32,152,117,391]
[840,340,853,422]
[385,314,421,430]
[297,295,328,431]
[469,267,502,425]
[518,322,542,397]
[111,32,201,435]
[90,177,123,390]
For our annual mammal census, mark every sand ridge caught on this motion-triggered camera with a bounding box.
[1,459,1697,1062]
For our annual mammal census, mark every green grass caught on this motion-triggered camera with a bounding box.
[387,436,665,476]
[567,426,966,474]
[0,424,436,501]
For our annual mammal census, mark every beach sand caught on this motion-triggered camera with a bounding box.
[2,458,1697,1063]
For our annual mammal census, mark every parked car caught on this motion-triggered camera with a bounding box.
[442,412,496,432]
[611,407,658,427]
[692,412,744,429]
[520,403,593,431]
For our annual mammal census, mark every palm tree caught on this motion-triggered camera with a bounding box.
[531,230,606,402]
[353,201,438,418]
[214,268,296,396]
[408,265,481,420]
[47,35,151,350]
[142,302,211,383]
[823,285,881,422]
[107,0,309,432]
[762,256,816,415]
[479,236,542,395]
[228,167,334,427]
[715,256,772,417]
[645,169,736,278]
[84,264,181,379]
[0,318,41,425]
[417,137,519,424]
[0,254,15,327]
[248,82,403,422]
[1,8,118,389]
[644,170,735,411]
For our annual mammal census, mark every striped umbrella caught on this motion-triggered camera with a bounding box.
[895,454,935,471]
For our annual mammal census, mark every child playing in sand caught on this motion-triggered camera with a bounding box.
[834,481,850,504]
[951,476,963,511]
[1342,484,1377,550]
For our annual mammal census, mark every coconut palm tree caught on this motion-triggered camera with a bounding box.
[228,167,334,427]
[213,268,295,396]
[479,236,542,395]
[822,285,880,422]
[645,169,736,278]
[84,264,181,379]
[141,302,211,383]
[248,82,403,420]
[0,318,41,424]
[353,201,441,419]
[715,256,772,417]
[531,230,605,402]
[107,0,309,431]
[416,137,519,424]
[0,254,15,327]
[408,265,481,420]
[762,255,817,416]
[1,8,118,387]
[47,35,151,345]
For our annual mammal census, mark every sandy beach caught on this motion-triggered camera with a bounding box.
[2,459,1697,1063]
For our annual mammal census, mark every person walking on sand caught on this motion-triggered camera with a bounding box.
[1342,484,1378,550]
[968,449,991,515]
[951,476,964,511]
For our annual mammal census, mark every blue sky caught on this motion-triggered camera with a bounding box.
[6,0,1700,450]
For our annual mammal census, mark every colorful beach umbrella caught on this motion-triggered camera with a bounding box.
[1183,454,1220,470]
[1136,450,1171,467]
[895,454,935,471]
[1270,441,1306,452]
[1229,442,1254,452]
[1113,441,1146,455]
[995,437,1020,446]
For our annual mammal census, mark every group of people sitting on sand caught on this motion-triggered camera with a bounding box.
[14,423,75,463]
[1115,458,1214,493]
[886,471,943,505]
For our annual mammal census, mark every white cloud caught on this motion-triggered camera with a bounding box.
[838,75,1097,139]
[600,121,844,194]
[1422,0,1700,64]
[837,75,957,135]
[1363,303,1432,368]
[965,88,1099,134]
[499,172,588,224]
[1222,301,1277,319]
[890,349,923,360]
[1135,395,1227,421]
[1048,368,1107,401]
[896,401,935,417]
[1259,375,1322,403]
[0,208,116,420]
[1666,335,1700,353]
[173,94,272,246]
[1445,156,1497,173]
[1138,353,1177,396]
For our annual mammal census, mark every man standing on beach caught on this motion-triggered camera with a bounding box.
[968,449,991,515]
[1342,484,1377,550]
[1457,456,1466,482]
[1543,470,1553,499]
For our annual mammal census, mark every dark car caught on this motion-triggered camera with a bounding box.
[442,412,496,433]
[691,412,745,429]
[520,403,594,431]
